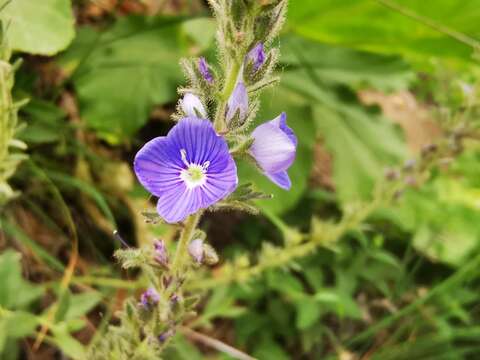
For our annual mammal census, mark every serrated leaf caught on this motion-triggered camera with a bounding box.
[59,16,186,143]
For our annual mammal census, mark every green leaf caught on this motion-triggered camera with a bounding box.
[295,297,322,329]
[2,311,38,338]
[281,34,414,91]
[50,323,87,360]
[64,291,102,320]
[313,101,405,203]
[0,0,75,55]
[378,163,480,266]
[288,0,480,64]
[165,334,204,360]
[59,16,186,143]
[20,98,68,144]
[0,250,43,309]
[252,335,290,360]
[199,286,246,326]
[181,18,216,52]
[265,269,304,298]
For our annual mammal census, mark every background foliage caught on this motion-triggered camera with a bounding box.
[1,0,480,359]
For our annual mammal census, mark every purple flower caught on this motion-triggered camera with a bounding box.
[198,57,213,84]
[246,43,266,71]
[154,239,168,267]
[226,82,248,125]
[249,112,297,190]
[140,287,160,308]
[134,117,238,223]
[180,93,207,118]
[188,238,204,264]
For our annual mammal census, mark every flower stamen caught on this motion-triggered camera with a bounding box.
[179,149,209,189]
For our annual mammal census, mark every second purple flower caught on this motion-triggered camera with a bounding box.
[249,112,297,190]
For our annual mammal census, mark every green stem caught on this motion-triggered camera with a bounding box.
[214,61,241,132]
[171,211,202,276]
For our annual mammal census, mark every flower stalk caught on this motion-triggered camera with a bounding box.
[91,1,292,358]
[170,212,202,278]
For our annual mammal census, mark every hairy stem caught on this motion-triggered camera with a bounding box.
[171,211,202,277]
[214,60,241,132]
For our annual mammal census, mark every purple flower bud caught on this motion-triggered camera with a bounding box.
[188,238,204,264]
[154,240,168,267]
[198,57,213,84]
[180,93,207,118]
[249,112,297,190]
[226,82,248,125]
[140,287,160,308]
[246,43,265,72]
[158,329,175,343]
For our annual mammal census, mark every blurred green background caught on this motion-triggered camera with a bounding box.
[1,0,480,359]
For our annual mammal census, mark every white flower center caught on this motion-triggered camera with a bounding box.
[179,149,209,189]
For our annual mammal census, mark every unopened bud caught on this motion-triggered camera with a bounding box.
[154,240,169,268]
[226,81,248,125]
[180,93,207,118]
[188,238,204,264]
[202,243,219,265]
[158,328,175,343]
[198,57,213,84]
[245,42,266,72]
[139,287,160,309]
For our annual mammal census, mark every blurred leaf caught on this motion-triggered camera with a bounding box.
[60,16,186,143]
[0,0,75,55]
[252,335,290,360]
[54,290,71,323]
[181,18,216,51]
[20,99,68,144]
[51,323,87,360]
[281,34,414,91]
[314,290,341,304]
[313,101,405,203]
[0,250,43,309]
[266,269,304,298]
[64,291,102,320]
[165,334,204,360]
[238,86,315,214]
[2,310,38,338]
[295,297,322,329]
[1,221,65,271]
[288,0,480,64]
[379,173,480,266]
[199,286,246,327]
